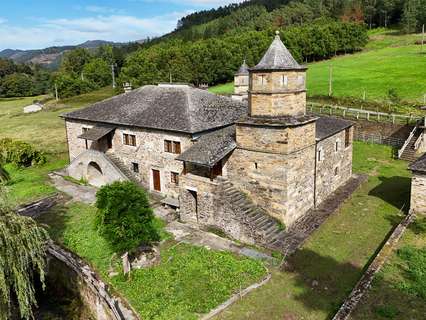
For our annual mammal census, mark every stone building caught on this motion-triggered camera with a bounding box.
[232,60,249,99]
[62,33,354,248]
[409,154,426,214]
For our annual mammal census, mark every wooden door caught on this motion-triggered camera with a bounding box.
[152,169,161,192]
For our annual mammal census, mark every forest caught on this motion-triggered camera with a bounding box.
[0,0,424,98]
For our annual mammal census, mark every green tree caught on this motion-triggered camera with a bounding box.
[95,181,160,253]
[0,190,50,320]
[60,48,92,77]
[0,73,34,97]
[83,58,111,88]
[402,0,419,33]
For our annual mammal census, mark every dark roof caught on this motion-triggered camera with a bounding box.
[251,32,306,71]
[176,125,236,167]
[315,116,353,140]
[235,60,249,75]
[78,125,115,141]
[409,153,426,173]
[237,114,317,127]
[63,85,247,134]
[177,116,353,165]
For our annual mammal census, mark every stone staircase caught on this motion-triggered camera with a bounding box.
[105,151,139,184]
[221,179,286,250]
[400,127,422,162]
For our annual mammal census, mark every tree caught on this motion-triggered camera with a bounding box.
[402,0,419,33]
[0,73,34,97]
[0,164,9,183]
[60,48,92,77]
[83,58,111,88]
[95,181,160,253]
[0,190,49,320]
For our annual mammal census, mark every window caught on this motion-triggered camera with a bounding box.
[132,162,139,173]
[317,147,324,162]
[82,127,90,133]
[335,139,340,152]
[281,75,288,87]
[254,162,258,170]
[259,75,267,85]
[173,141,181,154]
[334,166,339,176]
[345,128,351,148]
[123,133,136,147]
[164,140,172,153]
[164,140,181,154]
[171,172,179,185]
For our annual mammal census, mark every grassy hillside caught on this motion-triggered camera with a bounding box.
[210,30,426,105]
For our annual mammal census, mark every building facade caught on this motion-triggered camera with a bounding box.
[62,33,354,248]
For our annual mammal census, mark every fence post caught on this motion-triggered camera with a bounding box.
[367,112,370,121]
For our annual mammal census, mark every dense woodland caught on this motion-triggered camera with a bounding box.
[0,0,425,98]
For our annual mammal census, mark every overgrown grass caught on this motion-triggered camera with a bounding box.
[3,157,67,206]
[209,31,426,106]
[351,216,426,319]
[214,142,411,320]
[0,87,115,155]
[38,202,267,320]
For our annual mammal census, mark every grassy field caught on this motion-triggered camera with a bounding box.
[37,202,267,320]
[0,87,115,155]
[209,30,426,105]
[214,142,411,320]
[351,216,426,319]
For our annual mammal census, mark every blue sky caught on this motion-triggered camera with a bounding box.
[0,0,241,50]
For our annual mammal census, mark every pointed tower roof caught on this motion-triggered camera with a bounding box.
[235,59,249,75]
[251,31,306,71]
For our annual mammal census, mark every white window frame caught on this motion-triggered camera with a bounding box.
[281,75,288,87]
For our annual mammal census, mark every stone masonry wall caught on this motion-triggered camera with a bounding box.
[234,74,249,95]
[66,120,193,198]
[315,127,353,205]
[410,173,426,214]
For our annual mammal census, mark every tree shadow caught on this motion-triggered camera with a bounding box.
[368,176,411,213]
[281,248,426,319]
[36,203,72,242]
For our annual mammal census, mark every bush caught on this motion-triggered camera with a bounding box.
[0,138,46,167]
[95,181,160,253]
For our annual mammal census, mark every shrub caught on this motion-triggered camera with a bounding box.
[0,138,46,167]
[95,181,160,253]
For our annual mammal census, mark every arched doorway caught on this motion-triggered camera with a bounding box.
[87,162,104,187]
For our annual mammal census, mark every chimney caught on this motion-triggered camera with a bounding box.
[123,82,133,93]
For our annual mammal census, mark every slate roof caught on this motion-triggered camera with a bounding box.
[409,153,426,173]
[251,32,306,71]
[63,85,247,134]
[235,60,249,75]
[176,125,236,167]
[178,116,353,166]
[78,125,115,141]
[315,117,353,141]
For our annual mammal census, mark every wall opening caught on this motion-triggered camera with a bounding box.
[87,162,104,187]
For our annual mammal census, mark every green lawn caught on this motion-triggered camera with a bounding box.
[351,216,426,319]
[0,87,115,155]
[214,141,411,319]
[209,31,426,105]
[38,202,267,320]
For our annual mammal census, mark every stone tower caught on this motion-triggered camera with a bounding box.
[227,32,317,226]
[234,60,249,96]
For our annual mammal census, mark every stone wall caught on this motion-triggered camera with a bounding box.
[315,127,353,205]
[249,70,306,117]
[234,74,249,95]
[66,120,193,198]
[410,172,426,214]
[67,150,128,187]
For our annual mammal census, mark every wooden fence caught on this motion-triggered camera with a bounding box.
[308,102,421,125]
[354,131,405,148]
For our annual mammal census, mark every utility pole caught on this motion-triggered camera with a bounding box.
[169,71,172,84]
[328,64,333,97]
[111,64,117,89]
[54,83,59,101]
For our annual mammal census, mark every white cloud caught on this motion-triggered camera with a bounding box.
[85,5,126,14]
[0,18,7,24]
[0,12,188,50]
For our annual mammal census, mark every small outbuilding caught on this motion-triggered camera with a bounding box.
[23,103,43,114]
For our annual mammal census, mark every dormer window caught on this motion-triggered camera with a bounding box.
[281,75,288,87]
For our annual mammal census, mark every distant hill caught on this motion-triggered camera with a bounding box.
[0,40,123,69]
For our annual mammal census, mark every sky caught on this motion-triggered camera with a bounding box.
[0,0,242,50]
